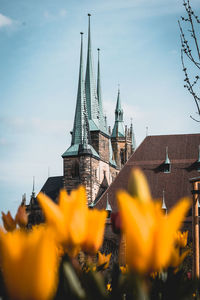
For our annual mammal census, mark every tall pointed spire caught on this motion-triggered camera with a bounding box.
[71,32,90,146]
[130,120,136,151]
[62,33,99,159]
[111,87,125,137]
[97,48,107,133]
[85,14,100,129]
[115,86,123,122]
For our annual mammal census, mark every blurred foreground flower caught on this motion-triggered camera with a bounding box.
[37,186,107,255]
[0,226,59,300]
[117,168,191,273]
[15,205,28,228]
[97,252,112,269]
[1,211,16,231]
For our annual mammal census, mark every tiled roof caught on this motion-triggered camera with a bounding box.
[95,134,200,212]
[40,176,64,203]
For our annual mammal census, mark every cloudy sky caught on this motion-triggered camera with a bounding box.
[0,0,200,215]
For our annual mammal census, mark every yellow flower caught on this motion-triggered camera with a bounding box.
[1,211,16,232]
[82,209,107,254]
[15,205,28,228]
[97,252,112,269]
[0,226,59,300]
[37,186,107,254]
[117,168,190,273]
[128,168,152,204]
[107,283,112,292]
[37,187,87,248]
[120,264,129,274]
[175,231,188,248]
[169,247,190,268]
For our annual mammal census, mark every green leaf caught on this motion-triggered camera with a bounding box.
[63,262,86,299]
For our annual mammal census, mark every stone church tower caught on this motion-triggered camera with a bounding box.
[62,14,136,205]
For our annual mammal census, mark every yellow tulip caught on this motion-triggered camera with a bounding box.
[0,226,59,300]
[15,205,28,228]
[169,248,190,268]
[117,169,191,273]
[1,211,16,232]
[175,231,188,248]
[37,186,107,255]
[82,209,107,254]
[120,264,129,274]
[128,168,152,204]
[97,252,112,269]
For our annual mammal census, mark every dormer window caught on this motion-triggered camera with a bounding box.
[164,146,171,173]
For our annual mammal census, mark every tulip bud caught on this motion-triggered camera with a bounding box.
[15,205,28,228]
[128,168,152,203]
[1,211,16,232]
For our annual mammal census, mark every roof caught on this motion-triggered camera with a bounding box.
[95,133,200,212]
[40,176,64,203]
[62,143,100,159]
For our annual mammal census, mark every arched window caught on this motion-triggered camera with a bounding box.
[72,161,79,178]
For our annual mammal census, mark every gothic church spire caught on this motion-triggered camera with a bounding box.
[85,14,100,129]
[111,87,125,137]
[97,48,107,133]
[71,32,89,146]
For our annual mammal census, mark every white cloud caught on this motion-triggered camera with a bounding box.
[0,13,13,28]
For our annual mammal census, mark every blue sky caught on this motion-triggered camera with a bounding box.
[0,0,200,216]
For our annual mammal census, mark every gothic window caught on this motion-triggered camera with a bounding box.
[71,161,80,178]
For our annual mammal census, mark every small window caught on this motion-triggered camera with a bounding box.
[164,163,171,173]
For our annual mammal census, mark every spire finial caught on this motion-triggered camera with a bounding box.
[32,176,35,193]
[146,126,148,137]
[118,83,120,93]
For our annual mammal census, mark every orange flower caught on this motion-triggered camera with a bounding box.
[37,186,107,255]
[117,168,191,273]
[97,252,112,269]
[169,248,190,268]
[82,209,107,254]
[175,231,188,248]
[120,264,129,274]
[1,211,16,232]
[15,205,28,228]
[0,226,59,300]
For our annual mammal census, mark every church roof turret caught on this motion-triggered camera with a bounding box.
[85,14,100,130]
[111,87,125,137]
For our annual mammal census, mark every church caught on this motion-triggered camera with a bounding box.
[26,14,136,225]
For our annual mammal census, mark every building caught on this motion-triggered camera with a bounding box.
[26,15,136,225]
[95,133,200,241]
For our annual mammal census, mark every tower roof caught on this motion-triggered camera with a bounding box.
[62,33,99,159]
[71,32,89,146]
[85,14,100,129]
[111,88,125,137]
[97,48,107,134]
